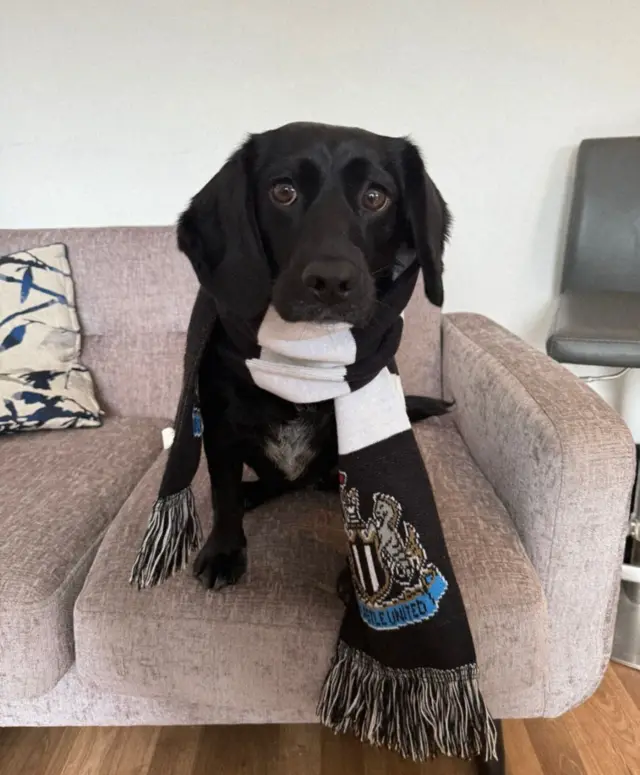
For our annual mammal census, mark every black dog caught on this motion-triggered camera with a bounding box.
[176,122,451,590]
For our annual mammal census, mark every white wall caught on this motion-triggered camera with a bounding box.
[2,1,640,430]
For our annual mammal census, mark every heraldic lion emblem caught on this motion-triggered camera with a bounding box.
[339,471,448,630]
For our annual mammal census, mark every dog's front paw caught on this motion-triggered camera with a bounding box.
[193,535,247,590]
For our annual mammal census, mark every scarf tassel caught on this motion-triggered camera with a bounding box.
[317,641,498,763]
[129,487,202,589]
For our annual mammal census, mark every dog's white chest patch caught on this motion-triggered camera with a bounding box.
[264,417,316,481]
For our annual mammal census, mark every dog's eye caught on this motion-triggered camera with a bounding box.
[270,182,298,206]
[361,186,390,213]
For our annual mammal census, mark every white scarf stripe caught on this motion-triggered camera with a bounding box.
[256,306,357,364]
[335,369,411,455]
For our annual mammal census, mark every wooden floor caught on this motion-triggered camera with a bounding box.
[1,663,639,775]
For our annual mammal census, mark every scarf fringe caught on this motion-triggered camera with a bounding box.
[129,487,202,589]
[317,641,498,762]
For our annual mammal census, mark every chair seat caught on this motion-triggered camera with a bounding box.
[546,290,640,367]
[75,417,548,721]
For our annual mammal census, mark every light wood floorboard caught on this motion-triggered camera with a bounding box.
[1,664,638,774]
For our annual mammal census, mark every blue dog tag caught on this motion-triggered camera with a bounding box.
[192,406,203,438]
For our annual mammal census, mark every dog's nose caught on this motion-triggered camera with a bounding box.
[302,259,358,305]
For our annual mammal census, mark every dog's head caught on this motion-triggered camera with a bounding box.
[178,122,450,324]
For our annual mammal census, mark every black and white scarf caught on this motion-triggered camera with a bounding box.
[130,260,497,762]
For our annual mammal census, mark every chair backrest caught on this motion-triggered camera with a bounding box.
[562,136,640,293]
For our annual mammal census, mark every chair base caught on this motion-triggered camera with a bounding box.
[613,449,640,670]
[612,570,640,671]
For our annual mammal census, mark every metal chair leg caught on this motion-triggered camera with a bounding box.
[475,719,505,775]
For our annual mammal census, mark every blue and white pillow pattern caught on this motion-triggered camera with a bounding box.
[0,243,102,433]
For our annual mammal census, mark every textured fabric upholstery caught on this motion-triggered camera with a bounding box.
[0,418,165,700]
[75,417,546,720]
[0,665,284,727]
[0,229,196,337]
[442,312,636,715]
[396,279,442,397]
[81,330,187,419]
[0,228,198,418]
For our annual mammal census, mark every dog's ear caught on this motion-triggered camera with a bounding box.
[177,137,271,317]
[396,140,451,307]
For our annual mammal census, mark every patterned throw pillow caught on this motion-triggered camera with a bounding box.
[0,243,102,433]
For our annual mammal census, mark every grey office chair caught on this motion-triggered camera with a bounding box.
[547,136,640,368]
[546,136,640,670]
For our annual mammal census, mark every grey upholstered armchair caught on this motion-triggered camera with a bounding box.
[0,227,636,775]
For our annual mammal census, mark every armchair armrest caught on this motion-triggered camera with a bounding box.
[442,312,636,715]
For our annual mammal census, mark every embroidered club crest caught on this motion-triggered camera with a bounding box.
[339,471,448,631]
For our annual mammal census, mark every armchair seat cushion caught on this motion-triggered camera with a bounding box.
[74,417,548,720]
